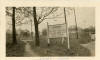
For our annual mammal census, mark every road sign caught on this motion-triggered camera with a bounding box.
[48,24,67,38]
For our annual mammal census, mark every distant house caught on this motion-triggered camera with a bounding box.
[89,32,95,41]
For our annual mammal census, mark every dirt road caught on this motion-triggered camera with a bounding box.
[81,41,95,56]
[24,41,39,57]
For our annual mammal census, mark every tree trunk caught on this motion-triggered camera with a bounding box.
[33,7,40,46]
[12,7,17,44]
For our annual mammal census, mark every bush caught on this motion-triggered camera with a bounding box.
[79,31,91,44]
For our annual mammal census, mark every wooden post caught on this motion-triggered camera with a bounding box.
[64,7,70,49]
[62,37,64,44]
[73,8,78,39]
[46,22,50,54]
[47,22,50,47]
[31,19,33,40]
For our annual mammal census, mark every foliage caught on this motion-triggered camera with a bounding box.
[84,26,95,33]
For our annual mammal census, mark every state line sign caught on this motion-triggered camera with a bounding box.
[48,24,67,38]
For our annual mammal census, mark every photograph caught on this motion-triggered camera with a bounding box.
[6,7,95,57]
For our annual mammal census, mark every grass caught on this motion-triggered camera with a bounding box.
[29,35,91,56]
[6,41,25,57]
[6,31,92,56]
[6,34,25,57]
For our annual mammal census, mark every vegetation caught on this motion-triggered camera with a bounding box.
[6,7,59,46]
[6,7,94,56]
[29,35,91,56]
[29,27,94,56]
[6,41,25,57]
[6,31,25,57]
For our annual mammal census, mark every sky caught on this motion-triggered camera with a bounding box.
[6,7,95,32]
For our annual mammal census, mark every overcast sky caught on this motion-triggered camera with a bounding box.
[6,7,95,32]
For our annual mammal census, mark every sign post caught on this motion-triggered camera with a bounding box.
[64,7,70,49]
[46,8,70,49]
[47,22,70,49]
[73,8,78,39]
[48,24,66,38]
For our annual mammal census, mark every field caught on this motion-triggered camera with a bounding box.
[29,35,91,56]
[6,30,94,56]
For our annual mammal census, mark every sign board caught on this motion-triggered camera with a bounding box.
[48,24,67,38]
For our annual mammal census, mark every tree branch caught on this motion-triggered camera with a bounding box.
[38,8,58,24]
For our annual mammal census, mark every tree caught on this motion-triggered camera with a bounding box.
[33,7,40,46]
[6,7,32,44]
[6,7,61,46]
[6,7,26,44]
[33,7,59,46]
[12,7,17,44]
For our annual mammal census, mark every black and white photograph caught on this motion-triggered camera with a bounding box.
[6,7,95,57]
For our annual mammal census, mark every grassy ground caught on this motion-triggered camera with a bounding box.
[29,36,91,56]
[6,31,93,56]
[6,34,25,57]
[6,40,25,57]
[81,41,95,56]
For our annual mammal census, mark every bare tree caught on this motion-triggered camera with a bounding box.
[33,7,59,46]
[12,7,17,44]
[6,7,60,46]
[6,7,26,44]
[33,7,40,46]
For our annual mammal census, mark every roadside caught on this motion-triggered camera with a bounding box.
[80,41,95,56]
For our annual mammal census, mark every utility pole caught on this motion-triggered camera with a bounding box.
[73,8,78,39]
[31,19,33,40]
[64,7,70,49]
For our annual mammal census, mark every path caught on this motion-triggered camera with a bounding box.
[81,41,95,56]
[23,40,39,57]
